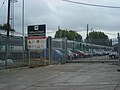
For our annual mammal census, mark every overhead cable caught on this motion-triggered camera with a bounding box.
[62,0,120,9]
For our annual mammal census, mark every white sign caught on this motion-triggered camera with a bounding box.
[27,36,46,50]
[34,25,38,30]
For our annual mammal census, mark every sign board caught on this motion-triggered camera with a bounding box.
[27,36,46,50]
[28,24,46,36]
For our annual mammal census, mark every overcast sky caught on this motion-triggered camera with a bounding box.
[0,0,120,39]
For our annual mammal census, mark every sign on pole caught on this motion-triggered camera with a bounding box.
[28,24,46,36]
[27,36,46,50]
[27,24,47,50]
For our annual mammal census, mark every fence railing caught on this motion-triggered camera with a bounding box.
[0,36,119,69]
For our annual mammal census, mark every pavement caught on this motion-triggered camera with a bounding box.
[0,63,120,90]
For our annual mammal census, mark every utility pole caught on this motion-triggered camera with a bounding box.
[58,26,60,30]
[5,0,11,68]
[87,24,89,39]
[22,0,25,60]
[58,26,62,37]
[86,24,89,43]
[7,0,10,37]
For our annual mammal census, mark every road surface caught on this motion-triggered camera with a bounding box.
[0,63,120,90]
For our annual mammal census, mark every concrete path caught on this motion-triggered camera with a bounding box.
[0,63,120,90]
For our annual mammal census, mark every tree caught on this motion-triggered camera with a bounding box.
[0,25,2,29]
[75,33,82,42]
[54,29,83,42]
[0,23,15,31]
[85,31,111,46]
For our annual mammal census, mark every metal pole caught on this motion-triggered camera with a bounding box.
[64,37,67,63]
[28,50,31,67]
[7,0,10,37]
[22,0,25,60]
[48,36,52,65]
[5,0,11,69]
[118,33,120,66]
[58,26,60,30]
[87,24,89,39]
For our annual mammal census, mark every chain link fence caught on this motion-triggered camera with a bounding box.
[67,38,119,63]
[0,36,68,69]
[0,35,119,69]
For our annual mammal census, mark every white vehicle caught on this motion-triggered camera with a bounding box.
[109,52,119,59]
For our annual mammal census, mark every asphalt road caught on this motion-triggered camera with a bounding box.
[0,63,120,90]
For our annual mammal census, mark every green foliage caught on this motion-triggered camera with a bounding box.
[85,31,111,46]
[88,31,108,39]
[0,23,15,31]
[54,29,82,42]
